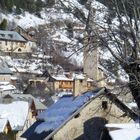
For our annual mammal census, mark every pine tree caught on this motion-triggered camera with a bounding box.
[0,19,7,30]
[36,0,44,12]
[45,0,55,8]
[5,0,13,12]
[78,0,88,5]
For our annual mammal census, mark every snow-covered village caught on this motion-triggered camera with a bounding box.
[0,0,140,140]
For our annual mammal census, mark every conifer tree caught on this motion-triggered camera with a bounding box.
[0,19,7,30]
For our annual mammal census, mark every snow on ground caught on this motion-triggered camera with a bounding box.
[52,74,73,81]
[52,31,72,43]
[0,12,45,29]
[0,101,29,130]
[110,128,140,140]
[106,123,140,140]
[1,55,43,74]
[63,50,83,67]
[0,5,78,29]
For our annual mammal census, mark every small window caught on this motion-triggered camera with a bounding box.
[74,113,80,118]
[80,80,83,83]
[102,101,108,110]
[18,48,22,52]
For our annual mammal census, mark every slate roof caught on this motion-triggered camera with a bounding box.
[0,30,26,42]
[1,94,46,111]
[21,88,105,140]
[13,94,47,110]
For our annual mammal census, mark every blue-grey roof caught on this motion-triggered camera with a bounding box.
[2,94,47,110]
[21,120,52,140]
[0,59,12,74]
[0,30,26,42]
[21,89,103,140]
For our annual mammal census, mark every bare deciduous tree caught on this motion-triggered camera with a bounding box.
[58,0,140,111]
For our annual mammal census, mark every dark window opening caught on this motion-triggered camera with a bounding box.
[8,34,13,38]
[80,80,83,83]
[18,48,22,52]
[102,101,108,110]
[74,113,80,118]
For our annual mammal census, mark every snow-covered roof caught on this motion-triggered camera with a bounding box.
[0,84,16,91]
[127,102,138,109]
[87,78,94,82]
[0,82,10,85]
[11,94,46,110]
[0,30,26,42]
[11,76,17,80]
[0,101,29,130]
[75,74,85,80]
[106,123,138,129]
[57,91,73,98]
[9,67,17,72]
[0,119,8,133]
[52,75,73,81]
[16,67,27,73]
[52,32,71,43]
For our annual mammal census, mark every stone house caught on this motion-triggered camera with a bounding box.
[28,73,95,96]
[0,30,36,54]
[14,26,37,52]
[52,74,74,92]
[48,73,94,95]
[21,88,136,140]
[74,74,94,96]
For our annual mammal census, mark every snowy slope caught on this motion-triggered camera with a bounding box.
[0,0,129,82]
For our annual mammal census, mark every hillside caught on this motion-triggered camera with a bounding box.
[0,0,129,82]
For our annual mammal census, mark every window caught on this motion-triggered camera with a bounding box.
[102,101,108,110]
[18,48,22,52]
[74,113,80,118]
[5,41,7,46]
[80,80,83,83]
